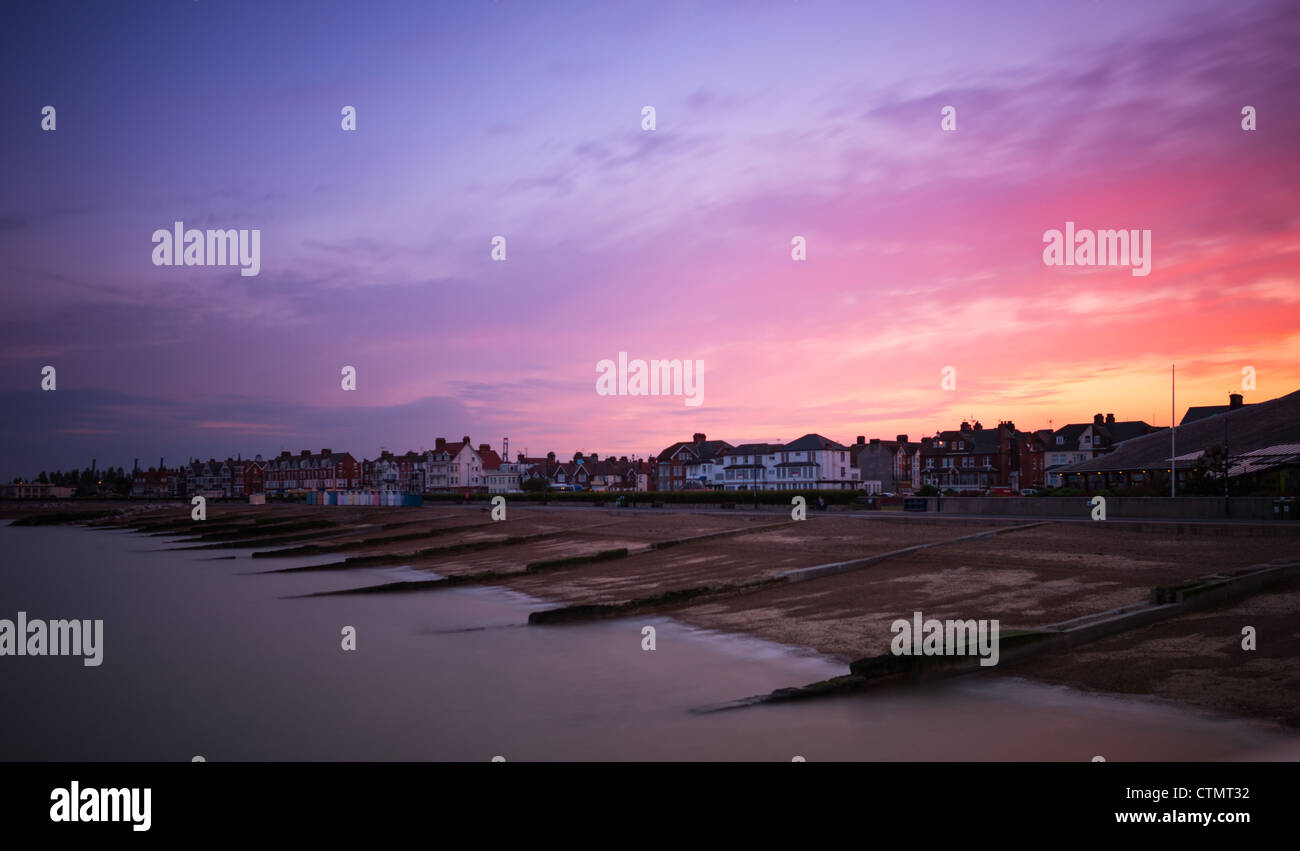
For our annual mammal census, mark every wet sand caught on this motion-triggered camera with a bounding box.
[10,499,1299,728]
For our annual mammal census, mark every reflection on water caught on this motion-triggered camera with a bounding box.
[1,522,1296,761]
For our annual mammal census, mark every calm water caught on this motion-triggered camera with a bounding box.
[1,521,1296,761]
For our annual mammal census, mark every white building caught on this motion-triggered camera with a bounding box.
[720,443,782,491]
[683,453,727,489]
[486,456,525,494]
[767,434,859,490]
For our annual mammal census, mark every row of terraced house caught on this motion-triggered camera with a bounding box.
[137,396,1280,499]
[136,436,657,498]
[131,418,1164,499]
[652,411,1167,494]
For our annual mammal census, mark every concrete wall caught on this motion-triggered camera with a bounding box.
[925,496,1284,521]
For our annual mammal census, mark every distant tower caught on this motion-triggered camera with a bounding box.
[503,437,509,459]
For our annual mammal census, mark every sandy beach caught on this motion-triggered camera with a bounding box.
[10,499,1300,727]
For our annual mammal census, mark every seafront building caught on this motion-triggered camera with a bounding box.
[1055,389,1300,494]
[263,450,361,496]
[16,389,1293,501]
[1043,414,1162,487]
[850,435,921,494]
[917,421,1020,491]
[655,434,733,491]
[716,435,861,492]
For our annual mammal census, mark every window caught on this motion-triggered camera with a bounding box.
[1056,436,1064,445]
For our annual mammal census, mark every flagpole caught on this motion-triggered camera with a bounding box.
[1170,364,1176,498]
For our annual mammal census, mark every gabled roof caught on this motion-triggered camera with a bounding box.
[1023,429,1053,449]
[656,439,732,461]
[1051,424,1090,446]
[930,429,996,452]
[1181,403,1254,425]
[933,429,980,448]
[656,442,696,462]
[1094,421,1160,444]
[783,434,848,452]
[727,443,783,455]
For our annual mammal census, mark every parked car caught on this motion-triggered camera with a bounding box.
[1020,488,1038,496]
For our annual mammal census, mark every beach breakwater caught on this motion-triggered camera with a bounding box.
[924,496,1290,522]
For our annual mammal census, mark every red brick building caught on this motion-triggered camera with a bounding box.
[265,449,360,494]
[654,433,732,491]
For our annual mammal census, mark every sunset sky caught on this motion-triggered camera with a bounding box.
[2,0,1298,477]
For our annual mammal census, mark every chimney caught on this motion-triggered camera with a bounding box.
[869,438,880,446]
[1229,393,1243,409]
[462,435,471,445]
[973,421,983,431]
[1105,413,1115,425]
[960,421,972,432]
[320,448,331,456]
[435,437,446,451]
[547,451,556,462]
[281,451,291,458]
[1093,413,1104,426]
[300,449,311,457]
[589,453,599,461]
[896,434,908,444]
[856,435,865,444]
[517,453,525,463]
[693,433,706,443]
